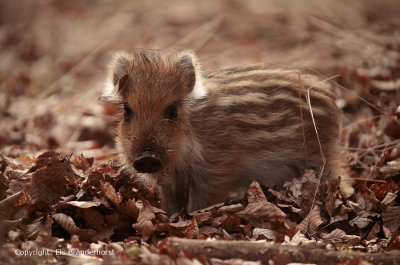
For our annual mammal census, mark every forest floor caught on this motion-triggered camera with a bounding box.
[0,0,400,264]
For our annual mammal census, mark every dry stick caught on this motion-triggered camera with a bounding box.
[167,238,400,265]
[302,75,339,236]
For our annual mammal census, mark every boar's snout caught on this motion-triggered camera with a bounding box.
[133,148,162,173]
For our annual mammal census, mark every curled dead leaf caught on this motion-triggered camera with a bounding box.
[52,213,78,235]
[72,153,93,171]
[253,228,278,241]
[320,228,346,242]
[167,218,199,238]
[297,205,324,236]
[100,181,122,205]
[66,201,102,208]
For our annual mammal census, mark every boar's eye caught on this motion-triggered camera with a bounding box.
[164,101,180,120]
[123,103,133,121]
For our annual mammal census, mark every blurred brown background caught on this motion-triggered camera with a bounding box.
[0,0,399,159]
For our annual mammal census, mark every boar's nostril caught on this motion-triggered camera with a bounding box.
[133,154,161,173]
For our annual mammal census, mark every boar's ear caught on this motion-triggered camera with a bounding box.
[103,51,132,101]
[177,51,198,94]
[111,52,133,92]
[177,50,207,99]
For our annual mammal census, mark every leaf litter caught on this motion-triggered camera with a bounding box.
[1,0,400,264]
[1,150,399,264]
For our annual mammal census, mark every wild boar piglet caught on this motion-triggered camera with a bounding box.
[103,50,353,214]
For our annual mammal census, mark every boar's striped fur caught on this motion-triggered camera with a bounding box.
[104,50,353,214]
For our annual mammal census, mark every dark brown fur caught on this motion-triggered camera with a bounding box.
[103,50,353,214]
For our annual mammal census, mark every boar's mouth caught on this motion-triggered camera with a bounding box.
[133,150,162,173]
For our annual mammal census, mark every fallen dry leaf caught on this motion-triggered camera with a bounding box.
[52,213,78,235]
[132,200,156,241]
[66,201,103,208]
[236,181,286,229]
[27,159,76,204]
[297,205,324,235]
[100,181,122,206]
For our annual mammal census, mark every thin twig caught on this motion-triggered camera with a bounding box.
[342,114,390,130]
[347,139,400,152]
[297,73,309,169]
[351,178,386,183]
[309,69,386,115]
[301,74,339,235]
